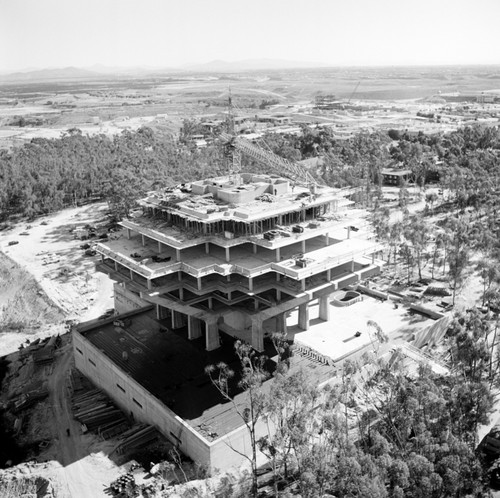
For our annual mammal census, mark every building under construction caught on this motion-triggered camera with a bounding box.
[73,137,384,470]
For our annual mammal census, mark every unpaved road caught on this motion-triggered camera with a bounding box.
[47,344,120,497]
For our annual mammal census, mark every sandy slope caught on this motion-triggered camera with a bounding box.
[0,203,115,355]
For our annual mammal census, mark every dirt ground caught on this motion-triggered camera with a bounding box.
[0,202,115,356]
[0,203,119,496]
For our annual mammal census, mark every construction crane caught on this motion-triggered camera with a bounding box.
[220,132,318,186]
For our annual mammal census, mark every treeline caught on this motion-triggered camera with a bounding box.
[2,122,500,222]
[0,127,225,221]
[261,124,500,199]
[211,309,496,497]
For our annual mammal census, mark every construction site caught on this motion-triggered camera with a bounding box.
[70,125,389,472]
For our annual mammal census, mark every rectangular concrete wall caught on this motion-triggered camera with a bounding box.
[73,330,212,469]
[73,329,258,472]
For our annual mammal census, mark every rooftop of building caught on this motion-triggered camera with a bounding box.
[76,306,337,441]
[137,172,353,223]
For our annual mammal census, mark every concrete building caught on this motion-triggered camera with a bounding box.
[73,172,383,471]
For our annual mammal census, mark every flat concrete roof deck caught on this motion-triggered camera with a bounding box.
[288,293,432,363]
[76,307,337,440]
[138,174,347,223]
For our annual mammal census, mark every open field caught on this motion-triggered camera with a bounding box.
[2,65,500,148]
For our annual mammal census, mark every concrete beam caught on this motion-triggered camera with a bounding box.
[298,303,309,331]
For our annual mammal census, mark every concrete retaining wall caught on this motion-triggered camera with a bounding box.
[73,329,256,472]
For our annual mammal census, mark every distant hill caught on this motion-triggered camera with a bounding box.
[0,59,328,82]
[181,58,328,72]
[0,66,103,82]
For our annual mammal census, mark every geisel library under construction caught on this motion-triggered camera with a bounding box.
[73,163,384,471]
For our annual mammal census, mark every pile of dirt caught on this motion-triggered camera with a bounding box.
[0,253,64,331]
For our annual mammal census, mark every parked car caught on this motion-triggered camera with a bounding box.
[19,232,30,236]
[8,240,19,246]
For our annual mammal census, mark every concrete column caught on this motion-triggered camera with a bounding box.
[176,249,181,262]
[251,318,264,352]
[254,299,259,311]
[205,321,220,351]
[347,226,351,239]
[197,277,202,291]
[208,297,213,310]
[158,241,162,252]
[276,289,282,302]
[327,269,331,281]
[276,247,281,262]
[301,240,306,253]
[171,310,184,329]
[147,279,152,290]
[178,271,183,282]
[228,290,232,300]
[130,269,134,281]
[188,316,202,340]
[227,275,231,282]
[225,247,230,263]
[205,242,210,255]
[319,295,331,321]
[114,261,118,271]
[126,227,131,239]
[301,279,306,291]
[249,277,253,292]
[276,274,281,282]
[101,255,104,263]
[179,288,184,300]
[276,313,287,334]
[372,253,376,264]
[253,244,257,254]
[298,303,309,330]
[156,304,161,320]
[351,260,355,272]
[325,233,329,246]
[141,234,145,246]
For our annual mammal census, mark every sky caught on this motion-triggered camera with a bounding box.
[1,0,500,71]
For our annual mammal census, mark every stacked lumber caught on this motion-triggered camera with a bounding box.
[72,388,128,435]
[115,424,159,455]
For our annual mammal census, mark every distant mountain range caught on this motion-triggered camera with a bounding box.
[0,59,328,82]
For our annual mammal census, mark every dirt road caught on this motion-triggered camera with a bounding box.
[47,344,120,497]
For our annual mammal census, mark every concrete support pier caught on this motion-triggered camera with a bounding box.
[188,316,202,340]
[251,318,264,352]
[298,303,309,330]
[319,295,331,321]
[205,320,220,351]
